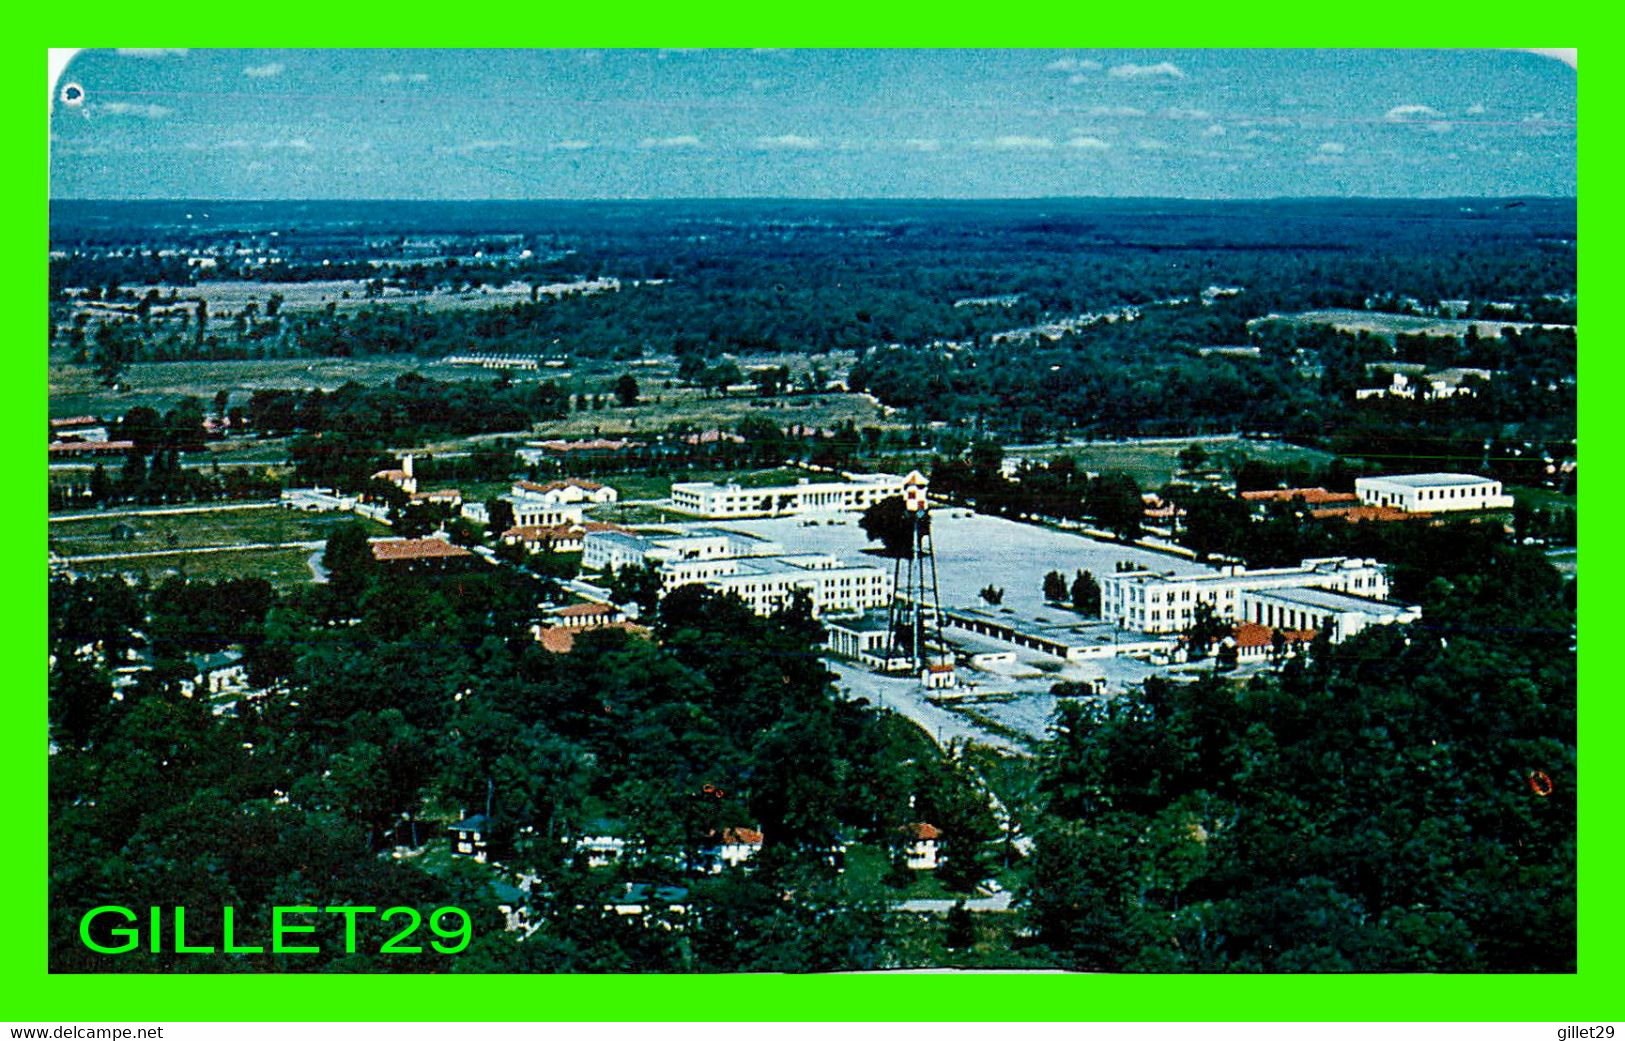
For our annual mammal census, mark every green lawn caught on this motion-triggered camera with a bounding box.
[1006,436,1338,490]
[49,506,389,559]
[64,547,321,590]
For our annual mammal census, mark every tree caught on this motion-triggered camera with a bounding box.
[1070,570,1100,615]
[322,520,376,615]
[1178,443,1209,472]
[1087,471,1144,542]
[945,901,975,950]
[613,373,640,408]
[1043,570,1068,602]
[859,495,924,559]
[1182,601,1228,661]
[979,585,1004,606]
[485,498,516,537]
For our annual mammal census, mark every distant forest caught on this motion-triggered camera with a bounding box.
[50,199,1576,448]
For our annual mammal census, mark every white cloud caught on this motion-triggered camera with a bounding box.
[1163,106,1210,120]
[991,135,1054,150]
[243,62,284,78]
[380,72,430,84]
[1134,138,1170,152]
[116,48,187,58]
[1201,123,1227,138]
[1466,103,1487,115]
[554,139,592,150]
[1085,105,1146,118]
[1046,57,1101,73]
[1243,129,1281,142]
[1109,61,1185,80]
[285,138,314,152]
[755,134,820,149]
[1066,136,1109,150]
[1386,103,1441,120]
[1318,141,1346,153]
[97,101,172,119]
[641,135,702,149]
[902,138,940,152]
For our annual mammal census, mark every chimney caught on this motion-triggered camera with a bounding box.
[403,454,414,478]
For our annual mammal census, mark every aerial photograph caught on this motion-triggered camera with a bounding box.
[45,48,1576,974]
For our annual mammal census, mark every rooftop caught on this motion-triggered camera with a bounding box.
[1232,621,1316,649]
[370,538,474,562]
[1241,487,1360,505]
[1358,472,1498,488]
[1248,585,1414,616]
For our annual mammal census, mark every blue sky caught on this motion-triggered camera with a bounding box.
[49,49,1576,199]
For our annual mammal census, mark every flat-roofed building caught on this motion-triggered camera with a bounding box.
[581,527,782,573]
[1355,473,1513,513]
[662,553,892,617]
[1099,557,1392,635]
[1239,586,1421,643]
[669,471,906,518]
[511,478,618,505]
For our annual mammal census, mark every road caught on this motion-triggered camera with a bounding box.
[60,540,325,563]
[828,661,1028,757]
[50,500,282,522]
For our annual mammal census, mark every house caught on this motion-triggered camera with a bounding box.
[370,454,418,495]
[547,602,627,629]
[921,662,957,690]
[410,488,463,508]
[902,822,943,871]
[450,814,491,862]
[503,523,587,554]
[48,439,135,458]
[1224,621,1317,664]
[533,622,647,654]
[517,438,643,466]
[573,820,630,868]
[605,883,689,924]
[696,826,764,874]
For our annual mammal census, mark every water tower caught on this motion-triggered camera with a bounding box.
[885,471,954,687]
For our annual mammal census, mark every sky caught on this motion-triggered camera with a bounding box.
[48,49,1576,200]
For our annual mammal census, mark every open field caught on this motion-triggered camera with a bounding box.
[62,547,321,589]
[1254,308,1573,341]
[48,356,476,417]
[524,388,894,439]
[1004,435,1339,489]
[49,505,387,559]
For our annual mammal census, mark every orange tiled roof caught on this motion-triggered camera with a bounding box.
[1242,487,1359,505]
[538,622,646,653]
[1315,505,1425,523]
[556,601,619,618]
[370,538,473,562]
[720,827,764,846]
[906,822,941,841]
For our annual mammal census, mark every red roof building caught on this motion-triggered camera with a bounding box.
[1242,487,1360,506]
[369,538,474,563]
[48,440,135,456]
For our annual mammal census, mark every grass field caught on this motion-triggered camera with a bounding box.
[49,506,388,559]
[530,389,892,439]
[48,356,476,418]
[64,547,322,589]
[1004,435,1339,489]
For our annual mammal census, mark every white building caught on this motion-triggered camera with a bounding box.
[669,471,906,518]
[660,553,892,617]
[462,498,585,529]
[581,527,782,573]
[1354,473,1514,513]
[1239,586,1422,643]
[1099,557,1393,635]
[511,478,618,506]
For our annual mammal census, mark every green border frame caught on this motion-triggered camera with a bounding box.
[16,22,1607,1022]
